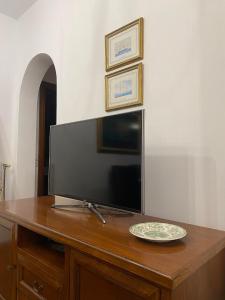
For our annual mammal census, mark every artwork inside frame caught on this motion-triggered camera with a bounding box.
[105,18,144,71]
[105,63,143,111]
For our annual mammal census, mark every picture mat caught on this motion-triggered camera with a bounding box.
[108,69,138,107]
[109,25,139,68]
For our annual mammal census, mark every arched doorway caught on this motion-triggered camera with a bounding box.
[37,66,57,196]
[16,53,57,198]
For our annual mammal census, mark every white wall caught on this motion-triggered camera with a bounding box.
[2,0,225,230]
[59,0,225,229]
[12,0,63,198]
[0,13,16,199]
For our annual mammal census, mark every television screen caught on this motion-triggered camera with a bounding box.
[49,110,143,212]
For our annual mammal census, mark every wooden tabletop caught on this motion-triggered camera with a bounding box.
[0,196,225,290]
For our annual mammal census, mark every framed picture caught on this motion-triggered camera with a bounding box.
[105,18,144,71]
[105,63,143,111]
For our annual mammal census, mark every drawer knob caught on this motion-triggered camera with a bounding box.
[6,264,16,271]
[32,280,44,294]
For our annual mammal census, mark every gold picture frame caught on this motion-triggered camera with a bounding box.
[105,18,144,72]
[105,63,143,111]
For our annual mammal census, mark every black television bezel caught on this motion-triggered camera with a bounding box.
[48,109,144,213]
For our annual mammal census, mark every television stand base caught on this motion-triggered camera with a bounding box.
[51,200,106,224]
[87,203,106,224]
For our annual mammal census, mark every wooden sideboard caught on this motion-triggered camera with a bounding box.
[0,196,225,300]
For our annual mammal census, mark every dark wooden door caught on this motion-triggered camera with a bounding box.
[38,82,56,196]
[0,218,16,300]
[70,249,160,300]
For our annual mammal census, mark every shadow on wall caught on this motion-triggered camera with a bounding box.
[198,0,225,229]
[0,119,7,163]
[146,148,218,227]
[0,118,13,198]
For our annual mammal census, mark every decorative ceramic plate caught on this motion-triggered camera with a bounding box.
[129,222,187,242]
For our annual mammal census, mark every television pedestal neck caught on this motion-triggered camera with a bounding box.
[52,201,106,224]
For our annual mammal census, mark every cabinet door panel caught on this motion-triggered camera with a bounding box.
[70,249,159,300]
[0,218,16,300]
[79,267,152,300]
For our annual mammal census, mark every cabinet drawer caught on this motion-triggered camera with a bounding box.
[0,220,16,300]
[18,287,46,300]
[0,216,14,229]
[18,253,63,300]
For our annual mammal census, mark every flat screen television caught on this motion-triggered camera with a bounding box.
[49,110,143,213]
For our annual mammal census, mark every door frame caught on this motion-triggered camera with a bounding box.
[37,82,56,196]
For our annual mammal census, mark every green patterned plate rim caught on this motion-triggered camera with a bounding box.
[129,222,187,242]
